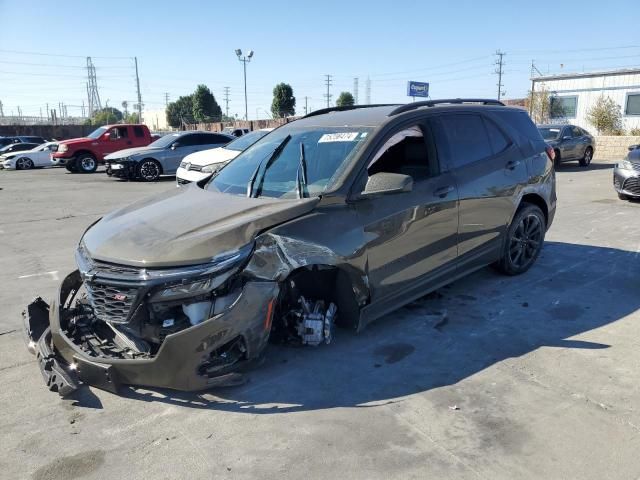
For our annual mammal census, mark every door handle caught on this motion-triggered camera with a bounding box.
[506,160,521,170]
[433,186,454,198]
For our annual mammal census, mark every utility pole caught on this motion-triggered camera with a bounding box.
[134,57,143,123]
[81,100,85,118]
[235,49,254,121]
[495,50,506,101]
[365,76,371,104]
[304,96,308,115]
[0,100,3,117]
[353,77,359,105]
[164,92,170,107]
[223,87,230,118]
[324,74,333,108]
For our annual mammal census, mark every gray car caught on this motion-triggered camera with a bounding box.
[613,144,640,200]
[105,131,234,181]
[538,124,595,167]
[23,99,556,396]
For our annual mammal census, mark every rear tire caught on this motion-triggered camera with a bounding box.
[77,153,97,173]
[579,147,593,167]
[137,159,161,182]
[16,157,34,170]
[496,203,546,276]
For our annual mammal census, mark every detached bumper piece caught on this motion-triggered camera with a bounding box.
[23,296,122,397]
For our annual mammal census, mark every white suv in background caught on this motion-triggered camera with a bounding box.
[176,128,274,186]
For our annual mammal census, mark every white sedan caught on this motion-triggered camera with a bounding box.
[1,142,56,170]
[176,128,273,186]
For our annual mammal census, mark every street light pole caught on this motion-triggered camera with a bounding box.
[235,49,253,121]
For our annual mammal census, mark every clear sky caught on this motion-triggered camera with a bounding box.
[1,0,639,120]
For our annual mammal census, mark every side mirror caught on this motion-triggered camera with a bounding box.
[171,142,180,150]
[362,172,413,197]
[103,132,112,140]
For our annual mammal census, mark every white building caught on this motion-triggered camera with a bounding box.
[142,108,169,131]
[531,68,640,132]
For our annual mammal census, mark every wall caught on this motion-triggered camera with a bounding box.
[595,136,640,161]
[533,70,640,133]
[186,118,294,132]
[0,124,92,140]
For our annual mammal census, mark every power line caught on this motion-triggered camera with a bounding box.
[324,74,333,108]
[0,48,133,59]
[495,50,506,101]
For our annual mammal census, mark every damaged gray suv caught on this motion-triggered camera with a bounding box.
[24,99,556,396]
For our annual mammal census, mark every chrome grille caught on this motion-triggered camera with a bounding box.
[622,178,640,195]
[85,282,139,323]
[630,161,640,172]
[93,260,142,277]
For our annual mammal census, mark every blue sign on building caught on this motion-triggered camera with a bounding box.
[407,81,429,98]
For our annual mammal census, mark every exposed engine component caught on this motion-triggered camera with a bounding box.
[294,296,336,346]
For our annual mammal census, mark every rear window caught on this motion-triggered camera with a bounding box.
[437,114,493,168]
[493,110,546,156]
[133,126,145,138]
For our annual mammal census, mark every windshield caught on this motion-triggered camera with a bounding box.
[148,133,182,149]
[87,127,107,139]
[538,127,561,141]
[208,126,372,198]
[225,130,271,152]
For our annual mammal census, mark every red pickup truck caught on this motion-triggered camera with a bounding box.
[52,124,154,173]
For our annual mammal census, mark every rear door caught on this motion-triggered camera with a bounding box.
[160,133,202,174]
[131,126,148,147]
[431,112,528,269]
[560,126,579,159]
[355,121,459,307]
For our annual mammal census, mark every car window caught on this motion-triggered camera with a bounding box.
[208,134,232,145]
[178,134,199,147]
[438,114,493,168]
[571,126,582,137]
[483,118,510,154]
[367,125,437,181]
[110,127,128,139]
[133,126,145,138]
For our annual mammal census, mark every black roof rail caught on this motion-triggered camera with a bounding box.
[303,104,400,118]
[388,98,505,116]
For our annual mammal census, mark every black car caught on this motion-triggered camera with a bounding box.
[23,99,556,396]
[537,124,594,167]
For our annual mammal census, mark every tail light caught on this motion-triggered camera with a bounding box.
[545,145,555,161]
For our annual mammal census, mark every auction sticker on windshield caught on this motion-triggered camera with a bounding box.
[318,132,359,143]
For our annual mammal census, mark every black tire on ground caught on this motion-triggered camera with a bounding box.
[579,147,593,167]
[65,159,78,173]
[618,192,629,201]
[16,157,34,170]
[495,203,546,276]
[77,153,98,173]
[137,159,161,182]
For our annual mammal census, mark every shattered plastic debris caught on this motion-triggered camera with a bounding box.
[449,405,460,411]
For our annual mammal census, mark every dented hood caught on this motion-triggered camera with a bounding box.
[83,185,319,267]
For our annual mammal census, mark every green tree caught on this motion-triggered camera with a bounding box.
[166,95,195,128]
[271,83,296,118]
[124,112,140,123]
[192,84,222,123]
[587,95,623,135]
[336,91,355,107]
[92,107,123,125]
[525,87,551,124]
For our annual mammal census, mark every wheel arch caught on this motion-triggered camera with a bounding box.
[519,193,549,225]
[74,149,96,159]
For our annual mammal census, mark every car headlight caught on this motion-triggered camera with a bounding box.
[58,144,68,153]
[618,160,634,170]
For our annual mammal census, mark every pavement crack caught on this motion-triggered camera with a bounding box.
[0,329,17,336]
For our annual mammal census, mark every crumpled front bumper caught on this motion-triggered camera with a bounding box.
[23,270,279,396]
[105,161,136,179]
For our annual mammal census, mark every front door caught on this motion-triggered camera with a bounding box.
[104,126,131,156]
[354,122,459,308]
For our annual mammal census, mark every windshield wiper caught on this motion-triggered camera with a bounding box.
[247,134,291,198]
[296,142,308,199]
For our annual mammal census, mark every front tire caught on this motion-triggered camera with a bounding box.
[579,147,593,167]
[496,203,546,275]
[77,154,97,173]
[137,159,161,182]
[16,157,34,170]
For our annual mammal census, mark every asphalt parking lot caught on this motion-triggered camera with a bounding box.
[1,163,639,480]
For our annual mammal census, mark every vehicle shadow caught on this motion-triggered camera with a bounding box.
[556,162,615,172]
[120,241,639,413]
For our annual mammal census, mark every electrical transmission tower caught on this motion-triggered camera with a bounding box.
[164,92,170,107]
[494,50,506,101]
[0,100,4,117]
[86,57,102,117]
[223,87,230,118]
[353,77,359,105]
[365,76,371,104]
[134,57,143,122]
[324,74,333,108]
